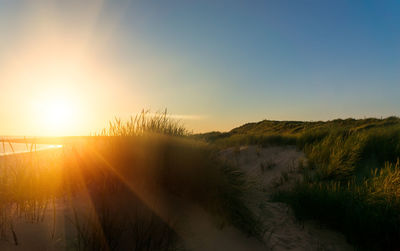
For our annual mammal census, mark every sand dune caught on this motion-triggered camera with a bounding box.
[220,145,353,251]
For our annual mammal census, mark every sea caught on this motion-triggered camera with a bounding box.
[0,137,62,156]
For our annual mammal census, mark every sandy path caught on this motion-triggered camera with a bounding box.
[220,145,353,251]
[176,202,266,251]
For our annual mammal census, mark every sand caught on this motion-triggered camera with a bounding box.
[219,145,353,251]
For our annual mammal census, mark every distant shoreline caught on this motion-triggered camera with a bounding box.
[0,136,94,145]
[0,144,62,157]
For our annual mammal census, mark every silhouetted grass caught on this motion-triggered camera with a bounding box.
[0,110,263,248]
[91,110,263,239]
[100,109,188,137]
[72,133,262,240]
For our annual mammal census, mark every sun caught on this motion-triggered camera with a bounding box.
[44,98,74,127]
[23,61,91,136]
[33,94,80,136]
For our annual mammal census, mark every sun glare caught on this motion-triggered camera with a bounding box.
[33,94,80,136]
[45,99,73,127]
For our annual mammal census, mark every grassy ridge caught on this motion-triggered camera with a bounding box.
[199,117,400,250]
[196,117,400,147]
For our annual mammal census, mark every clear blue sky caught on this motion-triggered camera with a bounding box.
[1,0,400,135]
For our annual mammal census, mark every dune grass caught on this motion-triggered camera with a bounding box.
[0,110,262,249]
[273,161,400,250]
[100,109,188,137]
[276,124,400,250]
[65,113,263,248]
[205,116,400,250]
[0,143,65,245]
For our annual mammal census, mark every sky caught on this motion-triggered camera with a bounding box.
[0,0,400,136]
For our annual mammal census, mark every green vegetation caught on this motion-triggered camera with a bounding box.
[199,117,400,250]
